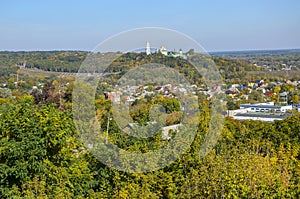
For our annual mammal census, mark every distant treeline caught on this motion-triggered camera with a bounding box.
[0,51,88,72]
[0,51,258,82]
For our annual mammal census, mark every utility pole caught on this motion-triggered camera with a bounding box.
[106,112,110,144]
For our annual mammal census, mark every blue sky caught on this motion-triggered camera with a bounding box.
[1,0,300,52]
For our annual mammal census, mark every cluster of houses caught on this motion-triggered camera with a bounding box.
[254,63,296,71]
[105,83,198,105]
[104,79,300,124]
[225,79,300,103]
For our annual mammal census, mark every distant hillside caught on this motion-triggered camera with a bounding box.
[0,51,258,83]
[103,52,258,84]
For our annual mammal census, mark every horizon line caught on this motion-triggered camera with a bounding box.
[0,47,300,54]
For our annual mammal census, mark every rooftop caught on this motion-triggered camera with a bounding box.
[240,104,283,109]
[235,112,291,119]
